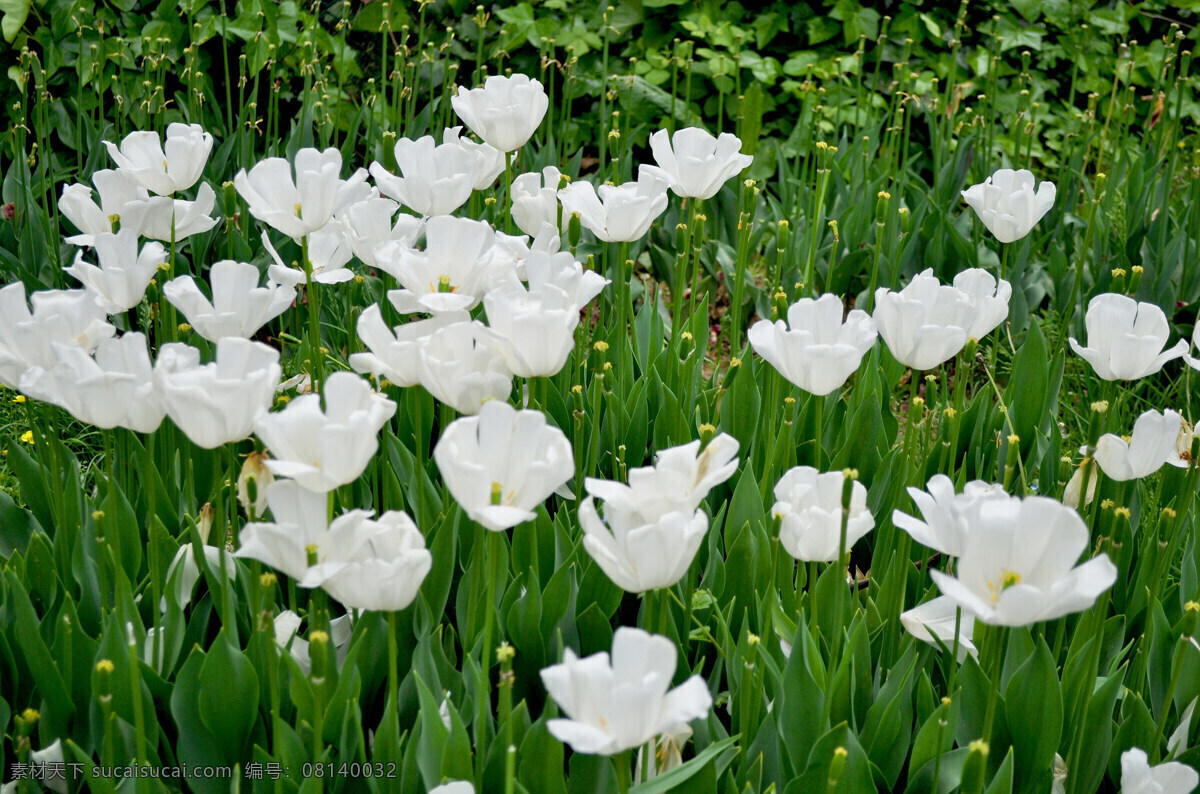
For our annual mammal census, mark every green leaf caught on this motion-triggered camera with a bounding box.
[1004,638,1062,790]
[198,630,260,761]
[628,735,739,794]
[0,0,30,42]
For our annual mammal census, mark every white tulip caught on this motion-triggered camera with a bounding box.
[443,125,506,190]
[1094,408,1187,482]
[1069,293,1187,381]
[648,126,753,199]
[540,627,712,756]
[900,595,977,661]
[164,260,295,342]
[451,74,549,152]
[1120,748,1199,794]
[119,182,220,242]
[772,467,873,563]
[235,147,369,241]
[339,197,423,270]
[433,400,573,531]
[873,269,972,370]
[429,783,475,794]
[18,333,164,433]
[369,134,480,217]
[375,216,513,314]
[961,168,1056,244]
[274,611,355,676]
[558,165,671,243]
[892,474,1011,558]
[748,294,877,396]
[262,225,355,287]
[0,283,114,390]
[59,169,147,245]
[952,268,1012,340]
[153,338,281,449]
[237,451,274,518]
[485,280,579,377]
[64,229,166,313]
[523,249,607,307]
[254,371,396,493]
[929,496,1117,627]
[350,307,469,388]
[417,321,513,414]
[160,543,235,611]
[511,166,564,237]
[300,510,432,612]
[104,123,213,195]
[1063,446,1099,510]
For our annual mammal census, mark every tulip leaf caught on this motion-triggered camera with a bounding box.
[197,630,260,760]
[520,713,569,794]
[170,645,232,794]
[0,489,39,557]
[1003,637,1062,790]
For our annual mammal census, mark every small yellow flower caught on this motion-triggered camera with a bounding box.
[19,430,34,444]
[12,395,25,404]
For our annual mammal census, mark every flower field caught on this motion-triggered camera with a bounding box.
[2,1,1200,792]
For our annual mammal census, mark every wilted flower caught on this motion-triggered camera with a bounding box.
[873,269,972,370]
[235,147,370,241]
[1120,748,1198,794]
[540,627,712,756]
[952,268,1012,341]
[1094,408,1187,481]
[648,127,753,199]
[417,321,513,414]
[0,283,115,389]
[929,496,1117,626]
[748,294,877,396]
[64,229,166,313]
[369,134,480,218]
[255,371,396,493]
[773,466,874,562]
[104,123,213,196]
[1069,293,1187,381]
[451,74,549,152]
[511,166,564,237]
[237,451,274,517]
[375,216,513,314]
[153,338,281,449]
[484,279,579,377]
[18,333,164,434]
[164,260,296,342]
[443,125,506,190]
[900,595,978,661]
[59,169,147,245]
[961,168,1056,243]
[558,165,671,243]
[339,197,423,270]
[892,474,1011,558]
[433,400,574,531]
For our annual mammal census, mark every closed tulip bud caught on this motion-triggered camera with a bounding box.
[898,206,911,234]
[1111,268,1127,293]
[875,191,890,224]
[1129,265,1144,293]
[1183,601,1199,638]
[827,747,848,791]
[198,502,215,544]
[961,741,989,794]
[238,451,273,518]
[568,211,582,249]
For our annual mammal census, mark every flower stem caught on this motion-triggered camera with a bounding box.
[613,749,632,794]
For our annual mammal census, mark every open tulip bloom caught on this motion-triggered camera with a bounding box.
[369,134,482,218]
[1069,293,1188,381]
[1120,748,1199,794]
[484,279,580,378]
[892,474,1011,558]
[64,229,166,314]
[164,260,296,342]
[451,73,549,153]
[0,283,115,390]
[433,400,574,531]
[648,126,753,199]
[235,147,370,241]
[59,169,148,245]
[900,595,978,661]
[120,182,220,243]
[255,371,397,493]
[350,307,471,388]
[951,268,1012,340]
[443,125,506,190]
[104,123,213,196]
[1094,408,1187,482]
[339,197,423,271]
[511,166,565,237]
[928,496,1117,627]
[873,269,973,371]
[539,627,712,756]
[416,320,514,414]
[558,165,671,243]
[962,168,1056,244]
[523,249,608,307]
[773,466,874,562]
[748,293,877,396]
[262,225,355,288]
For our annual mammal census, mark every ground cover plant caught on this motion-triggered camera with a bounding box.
[3,1,1200,793]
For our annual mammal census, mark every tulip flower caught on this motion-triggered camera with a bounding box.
[235,147,370,241]
[1120,748,1199,794]
[952,268,1012,340]
[961,168,1056,243]
[1094,408,1187,481]
[1069,293,1188,381]
[451,74,549,152]
[417,320,513,414]
[748,293,877,396]
[0,283,115,390]
[375,216,514,314]
[433,400,574,531]
[900,596,978,661]
[873,269,972,371]
[648,127,753,199]
[104,123,213,196]
[299,510,432,611]
[429,784,475,794]
[59,169,147,245]
[511,166,564,237]
[164,260,296,342]
[484,279,579,377]
[928,496,1117,626]
[892,474,1011,558]
[369,134,481,217]
[254,371,396,493]
[772,466,874,562]
[443,125,506,190]
[339,197,423,270]
[18,333,164,434]
[523,250,608,308]
[274,611,355,675]
[236,480,376,581]
[558,165,671,243]
[350,307,469,388]
[120,182,220,242]
[64,229,166,313]
[5,739,67,794]
[1063,446,1098,510]
[237,451,274,518]
[161,543,235,611]
[153,338,282,449]
[651,434,741,512]
[262,226,355,287]
[539,627,712,756]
